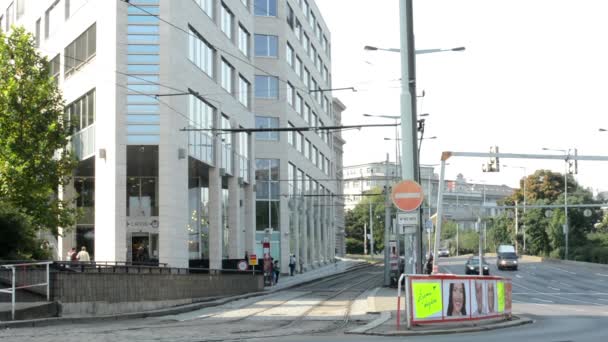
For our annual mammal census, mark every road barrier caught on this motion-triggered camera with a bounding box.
[397,274,512,328]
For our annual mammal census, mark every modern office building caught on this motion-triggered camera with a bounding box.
[342,162,514,229]
[1,0,341,271]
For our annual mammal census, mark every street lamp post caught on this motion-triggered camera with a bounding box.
[542,147,570,260]
[504,165,527,253]
[365,3,465,273]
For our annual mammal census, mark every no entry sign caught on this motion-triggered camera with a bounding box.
[391,180,424,212]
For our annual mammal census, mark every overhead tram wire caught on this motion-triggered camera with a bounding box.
[179,122,398,133]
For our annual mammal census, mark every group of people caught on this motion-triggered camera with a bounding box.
[266,254,298,286]
[66,246,90,262]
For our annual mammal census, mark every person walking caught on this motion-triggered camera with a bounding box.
[273,260,281,284]
[289,254,297,276]
[76,246,90,262]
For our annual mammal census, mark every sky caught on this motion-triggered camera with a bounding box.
[316,0,608,192]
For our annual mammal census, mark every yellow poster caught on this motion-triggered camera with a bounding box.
[497,281,505,312]
[412,281,442,319]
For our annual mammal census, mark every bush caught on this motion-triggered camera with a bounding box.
[346,237,364,254]
[0,204,52,260]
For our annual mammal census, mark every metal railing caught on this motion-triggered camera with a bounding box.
[0,261,52,321]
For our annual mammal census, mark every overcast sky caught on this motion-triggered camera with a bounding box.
[316,0,608,192]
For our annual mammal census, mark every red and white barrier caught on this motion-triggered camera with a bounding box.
[397,274,512,327]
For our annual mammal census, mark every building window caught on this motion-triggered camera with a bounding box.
[255,75,279,99]
[255,116,279,141]
[302,33,309,55]
[241,0,248,8]
[295,57,302,78]
[316,24,322,42]
[238,24,249,56]
[64,23,96,77]
[295,94,302,115]
[35,18,41,47]
[287,82,294,106]
[256,159,280,231]
[323,66,329,83]
[323,36,328,53]
[304,104,311,124]
[194,0,214,19]
[294,19,302,41]
[189,27,215,78]
[312,146,318,166]
[286,43,294,67]
[5,2,14,31]
[220,58,234,94]
[254,34,278,57]
[238,75,250,107]
[16,0,25,20]
[254,0,277,17]
[296,132,303,152]
[49,54,60,80]
[304,139,310,159]
[303,68,310,88]
[44,0,60,38]
[65,0,87,20]
[287,122,295,146]
[65,88,96,133]
[309,12,315,29]
[220,4,233,39]
[286,3,294,29]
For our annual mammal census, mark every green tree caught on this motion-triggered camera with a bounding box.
[344,187,388,253]
[0,27,77,237]
[0,204,52,260]
[486,215,513,252]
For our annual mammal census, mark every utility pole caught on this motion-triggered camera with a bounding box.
[384,154,391,286]
[364,223,367,255]
[370,201,374,256]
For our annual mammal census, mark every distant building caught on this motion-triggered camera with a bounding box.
[342,163,515,229]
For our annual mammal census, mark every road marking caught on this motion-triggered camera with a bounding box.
[513,292,608,295]
[595,273,608,277]
[514,282,604,306]
[548,287,560,291]
[560,282,572,287]
[516,274,523,279]
[546,265,576,275]
[598,298,608,302]
[532,298,554,303]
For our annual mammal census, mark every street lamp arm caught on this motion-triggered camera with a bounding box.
[365,45,466,55]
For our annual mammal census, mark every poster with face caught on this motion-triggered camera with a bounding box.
[443,280,470,318]
[471,280,486,316]
[486,280,497,314]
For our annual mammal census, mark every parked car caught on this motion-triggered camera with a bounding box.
[465,256,490,275]
[437,248,450,258]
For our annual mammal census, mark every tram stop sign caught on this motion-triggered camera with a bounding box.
[391,180,424,212]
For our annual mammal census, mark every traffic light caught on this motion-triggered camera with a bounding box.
[483,146,500,172]
[568,149,578,174]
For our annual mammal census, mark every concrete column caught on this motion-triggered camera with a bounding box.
[308,192,316,267]
[299,196,308,272]
[292,198,300,273]
[316,194,323,264]
[244,133,256,256]
[280,194,290,273]
[228,128,242,259]
[208,130,223,270]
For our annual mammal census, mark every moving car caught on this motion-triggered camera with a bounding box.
[437,248,450,258]
[497,245,518,270]
[465,256,490,275]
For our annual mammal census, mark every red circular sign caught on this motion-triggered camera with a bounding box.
[391,180,424,211]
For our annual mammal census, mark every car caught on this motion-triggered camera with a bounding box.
[465,256,490,275]
[437,248,450,258]
[497,251,518,270]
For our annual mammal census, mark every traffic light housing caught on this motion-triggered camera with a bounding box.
[482,146,500,172]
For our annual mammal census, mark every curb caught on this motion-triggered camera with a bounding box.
[346,311,391,334]
[0,261,368,329]
[350,316,534,336]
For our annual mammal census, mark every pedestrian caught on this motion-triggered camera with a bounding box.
[77,246,90,262]
[289,254,296,276]
[67,247,77,262]
[273,260,281,284]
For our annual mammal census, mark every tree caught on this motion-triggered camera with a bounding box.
[486,215,513,252]
[344,187,387,254]
[0,204,52,260]
[0,27,78,237]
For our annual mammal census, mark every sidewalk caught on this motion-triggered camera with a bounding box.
[347,287,533,336]
[265,258,362,291]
